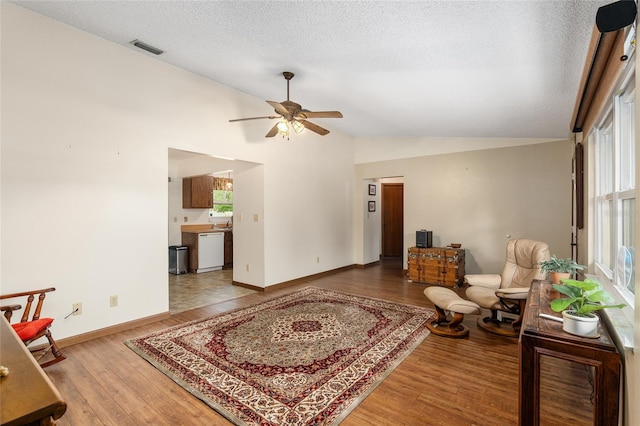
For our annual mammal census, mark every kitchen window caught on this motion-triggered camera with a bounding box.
[212,189,233,214]
[210,177,233,218]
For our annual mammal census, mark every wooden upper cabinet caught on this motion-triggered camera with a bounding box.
[182,176,214,208]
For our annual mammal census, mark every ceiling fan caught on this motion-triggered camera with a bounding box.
[229,71,343,138]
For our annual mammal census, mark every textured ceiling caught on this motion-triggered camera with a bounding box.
[13,0,610,139]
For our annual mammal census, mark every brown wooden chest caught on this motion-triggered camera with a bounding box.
[408,246,465,287]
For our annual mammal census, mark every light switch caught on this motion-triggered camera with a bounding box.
[253,214,259,222]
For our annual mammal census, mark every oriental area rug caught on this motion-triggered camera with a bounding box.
[125,287,434,425]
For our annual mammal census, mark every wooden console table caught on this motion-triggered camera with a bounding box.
[0,317,66,425]
[519,280,621,425]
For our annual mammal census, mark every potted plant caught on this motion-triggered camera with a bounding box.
[539,255,586,284]
[550,278,625,337]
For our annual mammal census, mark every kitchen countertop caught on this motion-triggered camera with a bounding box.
[181,224,232,234]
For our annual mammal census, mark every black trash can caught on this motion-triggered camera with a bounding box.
[169,245,188,275]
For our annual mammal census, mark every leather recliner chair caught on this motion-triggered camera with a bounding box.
[465,239,550,337]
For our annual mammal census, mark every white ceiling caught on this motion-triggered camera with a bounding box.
[13,0,611,139]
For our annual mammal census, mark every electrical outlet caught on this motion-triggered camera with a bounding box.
[110,295,118,307]
[253,214,259,222]
[317,256,320,264]
[173,217,177,223]
[246,264,250,272]
[72,302,82,316]
[183,216,188,222]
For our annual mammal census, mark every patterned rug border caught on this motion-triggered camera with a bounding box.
[125,286,434,425]
[126,342,240,422]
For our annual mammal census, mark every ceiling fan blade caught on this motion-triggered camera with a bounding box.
[299,111,343,119]
[300,120,330,136]
[265,123,279,138]
[266,100,289,116]
[229,116,279,122]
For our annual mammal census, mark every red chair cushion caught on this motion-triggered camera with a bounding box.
[12,318,54,341]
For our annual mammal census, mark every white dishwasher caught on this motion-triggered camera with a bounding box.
[197,232,225,273]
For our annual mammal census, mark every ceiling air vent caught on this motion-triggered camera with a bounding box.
[129,39,164,55]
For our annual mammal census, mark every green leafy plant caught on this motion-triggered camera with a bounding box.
[539,255,586,273]
[550,278,625,316]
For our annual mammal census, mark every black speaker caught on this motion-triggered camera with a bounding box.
[416,230,432,248]
[596,0,637,33]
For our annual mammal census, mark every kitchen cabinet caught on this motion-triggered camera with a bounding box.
[181,232,199,273]
[224,231,233,267]
[182,175,214,208]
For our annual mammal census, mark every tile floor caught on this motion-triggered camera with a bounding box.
[168,269,256,313]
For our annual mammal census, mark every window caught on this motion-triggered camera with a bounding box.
[212,189,233,214]
[593,69,635,307]
[209,177,233,218]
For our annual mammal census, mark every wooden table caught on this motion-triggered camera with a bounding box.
[0,317,66,425]
[519,280,621,425]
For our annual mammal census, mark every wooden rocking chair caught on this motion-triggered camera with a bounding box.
[0,287,65,368]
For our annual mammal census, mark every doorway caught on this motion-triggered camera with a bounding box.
[381,183,404,257]
[167,148,253,312]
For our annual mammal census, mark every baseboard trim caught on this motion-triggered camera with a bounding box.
[57,311,171,348]
[233,264,357,292]
[355,260,381,269]
[58,265,358,347]
[231,280,263,291]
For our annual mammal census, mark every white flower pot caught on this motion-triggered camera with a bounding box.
[562,310,599,337]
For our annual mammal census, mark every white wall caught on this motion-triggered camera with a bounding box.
[232,164,266,286]
[362,179,380,264]
[0,3,355,338]
[354,140,573,272]
[263,139,354,285]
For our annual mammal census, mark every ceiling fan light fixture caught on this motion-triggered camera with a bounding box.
[291,120,305,134]
[276,120,289,138]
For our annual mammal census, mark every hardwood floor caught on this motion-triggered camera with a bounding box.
[44,259,593,425]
